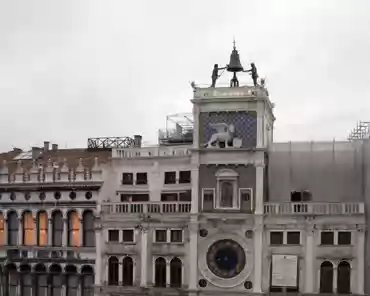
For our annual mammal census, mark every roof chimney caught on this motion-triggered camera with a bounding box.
[52,144,58,151]
[44,141,50,152]
[133,135,142,148]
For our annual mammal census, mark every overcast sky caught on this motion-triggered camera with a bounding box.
[0,0,369,151]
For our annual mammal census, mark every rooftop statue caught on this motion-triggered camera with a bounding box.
[211,64,227,88]
[243,63,259,87]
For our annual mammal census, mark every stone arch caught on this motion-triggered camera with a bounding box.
[122,257,134,286]
[19,264,32,296]
[50,264,63,296]
[7,263,18,296]
[170,257,182,288]
[108,256,119,285]
[320,261,334,293]
[337,261,351,294]
[65,265,78,296]
[34,263,48,296]
[81,265,94,296]
[82,210,95,247]
[154,257,166,287]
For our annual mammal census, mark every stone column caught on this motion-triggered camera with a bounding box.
[48,218,53,246]
[18,217,23,245]
[191,167,199,214]
[304,224,315,293]
[166,259,171,287]
[140,228,148,287]
[118,258,123,285]
[3,217,8,245]
[253,220,263,293]
[188,220,198,290]
[63,218,68,246]
[33,217,37,246]
[256,109,264,148]
[255,163,264,214]
[356,227,365,294]
[95,223,102,286]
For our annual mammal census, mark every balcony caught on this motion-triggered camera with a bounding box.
[102,202,191,214]
[112,146,191,158]
[264,202,365,215]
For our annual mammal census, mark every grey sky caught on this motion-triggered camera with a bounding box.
[1,0,369,151]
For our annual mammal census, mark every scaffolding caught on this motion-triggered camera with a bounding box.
[347,121,370,141]
[158,113,194,146]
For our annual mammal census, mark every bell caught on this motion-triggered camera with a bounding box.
[227,44,243,72]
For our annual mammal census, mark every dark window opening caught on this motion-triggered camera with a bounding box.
[179,191,191,201]
[136,173,148,185]
[155,257,167,287]
[122,230,134,242]
[122,257,134,286]
[320,261,333,293]
[108,257,119,285]
[122,173,133,185]
[120,194,149,202]
[161,193,178,202]
[337,261,351,294]
[270,232,283,245]
[108,230,119,242]
[287,232,300,245]
[164,172,176,184]
[170,230,183,243]
[338,231,351,245]
[202,190,214,211]
[170,258,182,287]
[290,190,312,202]
[179,171,191,183]
[321,231,334,245]
[155,230,167,243]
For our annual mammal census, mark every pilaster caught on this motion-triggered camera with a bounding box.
[95,222,102,286]
[18,217,23,245]
[356,227,365,294]
[48,218,53,246]
[140,227,148,287]
[255,162,264,214]
[304,223,315,293]
[253,218,263,293]
[63,218,68,246]
[188,220,198,290]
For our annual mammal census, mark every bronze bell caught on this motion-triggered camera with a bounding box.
[227,44,243,72]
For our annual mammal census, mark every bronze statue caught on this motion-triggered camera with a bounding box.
[211,64,227,88]
[244,63,258,86]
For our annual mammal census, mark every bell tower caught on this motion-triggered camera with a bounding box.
[188,43,275,294]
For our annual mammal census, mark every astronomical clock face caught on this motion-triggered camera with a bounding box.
[206,239,246,279]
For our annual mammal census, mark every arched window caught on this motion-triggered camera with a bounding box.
[50,265,62,296]
[320,261,333,293]
[7,211,18,246]
[122,257,133,286]
[82,211,95,247]
[170,257,182,288]
[22,211,34,245]
[20,264,32,296]
[0,212,4,245]
[155,257,166,287]
[37,211,48,246]
[68,211,79,247]
[220,181,233,207]
[108,257,119,285]
[52,211,63,246]
[66,265,78,296]
[337,261,351,294]
[81,266,94,296]
[34,264,48,296]
[7,263,18,296]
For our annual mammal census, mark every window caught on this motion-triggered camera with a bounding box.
[120,194,149,202]
[122,173,133,185]
[287,232,300,245]
[215,169,239,209]
[52,211,63,246]
[179,190,191,201]
[122,257,134,286]
[161,193,178,202]
[321,231,334,245]
[136,173,147,185]
[83,211,95,247]
[154,257,166,287]
[0,213,4,245]
[54,191,61,200]
[164,172,176,184]
[290,190,312,202]
[170,258,182,287]
[8,211,18,246]
[69,191,77,200]
[68,211,79,247]
[338,231,351,245]
[179,171,191,183]
[240,188,253,213]
[155,230,167,242]
[23,211,34,245]
[337,261,351,294]
[85,192,92,200]
[122,230,134,242]
[270,232,283,245]
[170,230,183,243]
[81,266,94,296]
[37,212,48,246]
[220,181,233,207]
[108,257,119,285]
[108,230,119,242]
[202,189,214,211]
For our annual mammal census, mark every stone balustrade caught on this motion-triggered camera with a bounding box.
[112,146,191,158]
[102,202,191,214]
[264,202,365,215]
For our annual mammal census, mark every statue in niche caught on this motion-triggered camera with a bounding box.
[220,182,233,207]
[204,123,242,148]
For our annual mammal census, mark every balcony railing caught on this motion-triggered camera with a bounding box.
[102,202,191,214]
[112,146,191,158]
[264,202,365,215]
